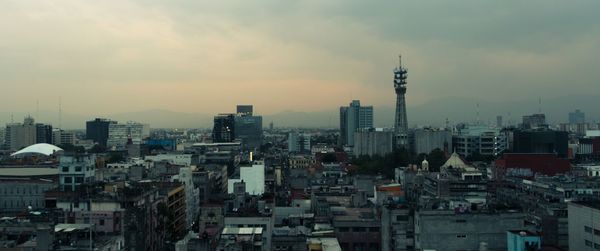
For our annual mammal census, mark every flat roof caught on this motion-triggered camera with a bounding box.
[222,227,263,235]
[571,201,600,210]
[0,168,58,177]
[508,230,539,237]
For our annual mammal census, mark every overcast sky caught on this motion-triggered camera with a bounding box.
[1,0,599,116]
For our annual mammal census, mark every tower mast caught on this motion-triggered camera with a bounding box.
[393,55,409,149]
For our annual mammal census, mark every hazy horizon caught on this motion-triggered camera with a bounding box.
[1,1,599,118]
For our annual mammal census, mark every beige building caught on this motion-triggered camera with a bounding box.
[5,116,37,150]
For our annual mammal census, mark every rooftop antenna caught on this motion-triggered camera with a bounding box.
[476,103,480,125]
[10,113,14,123]
[36,99,39,121]
[538,97,542,114]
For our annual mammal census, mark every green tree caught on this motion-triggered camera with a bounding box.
[427,148,446,172]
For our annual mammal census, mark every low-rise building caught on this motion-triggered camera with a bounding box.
[568,201,600,251]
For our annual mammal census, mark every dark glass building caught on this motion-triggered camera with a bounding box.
[512,130,568,158]
[234,115,263,149]
[213,114,236,143]
[35,123,53,144]
[236,105,253,116]
[86,118,115,147]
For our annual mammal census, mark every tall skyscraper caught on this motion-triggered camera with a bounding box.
[4,116,37,150]
[86,118,115,147]
[213,106,263,149]
[35,123,53,144]
[234,114,263,149]
[569,109,585,124]
[212,114,236,143]
[339,100,373,146]
[394,56,409,149]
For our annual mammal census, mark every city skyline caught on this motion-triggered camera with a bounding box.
[1,1,599,117]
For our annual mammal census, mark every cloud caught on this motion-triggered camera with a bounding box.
[0,0,598,119]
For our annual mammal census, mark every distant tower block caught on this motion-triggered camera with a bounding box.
[393,55,409,149]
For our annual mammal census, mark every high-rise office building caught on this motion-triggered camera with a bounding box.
[107,122,150,150]
[236,105,254,116]
[569,109,585,124]
[86,118,116,147]
[288,132,311,153]
[213,114,236,143]
[53,129,76,146]
[35,123,53,144]
[522,114,546,129]
[394,56,409,149]
[339,100,373,146]
[234,113,263,150]
[4,116,37,150]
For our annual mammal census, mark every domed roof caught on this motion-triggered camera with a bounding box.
[11,143,63,157]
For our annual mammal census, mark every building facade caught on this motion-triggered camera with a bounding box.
[568,201,600,251]
[107,122,150,150]
[339,100,373,147]
[453,126,507,157]
[413,128,452,155]
[212,114,236,143]
[86,118,116,147]
[234,114,263,150]
[569,109,586,124]
[353,128,393,157]
[5,116,37,150]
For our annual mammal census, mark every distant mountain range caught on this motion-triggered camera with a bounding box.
[1,95,598,129]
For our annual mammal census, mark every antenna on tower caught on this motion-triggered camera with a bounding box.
[58,97,62,129]
[538,97,542,114]
[10,113,14,123]
[398,54,402,68]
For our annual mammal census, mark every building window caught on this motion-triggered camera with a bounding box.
[594,243,600,249]
[62,166,69,172]
[396,215,408,221]
[369,227,379,233]
[352,227,365,232]
[75,166,82,172]
[586,240,593,247]
[339,227,349,232]
[586,226,593,233]
[456,235,467,239]
[99,219,105,226]
[594,229,600,236]
[75,177,84,184]
[64,177,73,183]
[455,219,467,223]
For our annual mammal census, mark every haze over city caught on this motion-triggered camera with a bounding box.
[2,0,600,128]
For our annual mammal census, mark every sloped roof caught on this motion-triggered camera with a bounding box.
[11,143,63,157]
[441,152,469,169]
